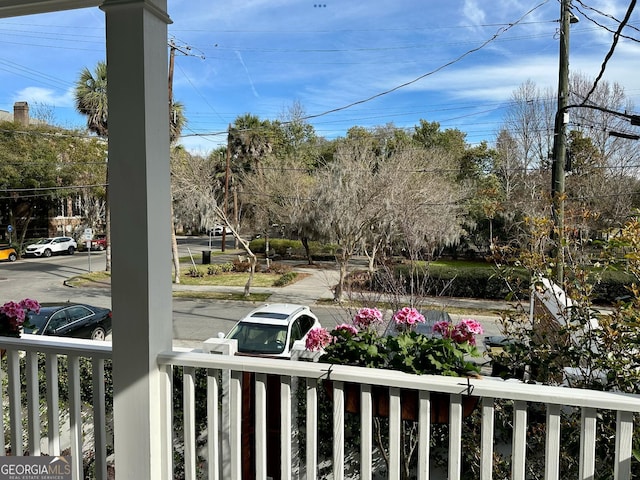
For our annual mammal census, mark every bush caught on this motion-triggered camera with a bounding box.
[273,271,298,287]
[187,266,204,278]
[368,262,526,300]
[232,259,261,273]
[591,269,635,303]
[206,262,234,275]
[249,238,301,255]
[357,261,632,304]
[265,262,292,275]
[248,238,338,259]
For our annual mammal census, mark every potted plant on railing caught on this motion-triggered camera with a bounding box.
[0,299,40,344]
[305,307,484,423]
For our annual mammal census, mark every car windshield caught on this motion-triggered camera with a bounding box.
[228,322,287,354]
[23,307,59,334]
[34,238,53,245]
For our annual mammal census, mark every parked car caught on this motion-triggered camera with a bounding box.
[0,245,17,262]
[225,303,321,358]
[22,302,112,341]
[79,233,107,251]
[212,224,232,236]
[24,237,77,257]
[383,309,452,337]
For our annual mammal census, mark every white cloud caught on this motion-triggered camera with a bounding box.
[13,86,73,108]
[462,0,487,26]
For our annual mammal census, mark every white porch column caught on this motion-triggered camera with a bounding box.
[101,1,173,479]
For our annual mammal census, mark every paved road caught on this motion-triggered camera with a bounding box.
[0,237,507,349]
[0,246,367,346]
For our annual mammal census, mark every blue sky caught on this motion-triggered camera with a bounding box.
[0,0,639,154]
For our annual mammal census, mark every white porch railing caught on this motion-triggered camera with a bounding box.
[2,335,639,480]
[0,334,112,480]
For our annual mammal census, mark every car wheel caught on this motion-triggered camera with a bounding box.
[97,245,105,251]
[68,246,75,255]
[91,327,107,341]
[43,249,52,257]
[8,253,17,262]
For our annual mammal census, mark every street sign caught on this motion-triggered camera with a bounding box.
[6,224,12,233]
[83,228,93,241]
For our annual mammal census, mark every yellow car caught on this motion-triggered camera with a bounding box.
[0,246,18,262]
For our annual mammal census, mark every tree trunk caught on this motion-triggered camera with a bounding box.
[104,185,111,272]
[301,237,313,265]
[489,217,494,251]
[170,200,180,284]
[334,253,348,302]
[244,255,257,297]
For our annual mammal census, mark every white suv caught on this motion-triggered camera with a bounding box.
[25,237,78,257]
[226,304,321,358]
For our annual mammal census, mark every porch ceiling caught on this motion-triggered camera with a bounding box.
[0,0,101,18]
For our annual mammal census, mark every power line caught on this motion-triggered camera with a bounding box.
[301,1,551,122]
[0,183,106,193]
[580,0,638,105]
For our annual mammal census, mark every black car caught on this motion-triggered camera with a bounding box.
[23,303,112,341]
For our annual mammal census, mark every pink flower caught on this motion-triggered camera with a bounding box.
[353,308,383,329]
[432,320,452,337]
[451,324,472,344]
[451,319,484,345]
[335,324,358,335]
[0,301,25,324]
[19,298,40,314]
[459,318,483,335]
[305,327,333,351]
[433,318,484,345]
[392,307,425,326]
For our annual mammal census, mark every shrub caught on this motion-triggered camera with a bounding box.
[232,259,261,273]
[265,262,292,275]
[187,266,204,278]
[366,262,525,300]
[591,269,634,303]
[273,271,298,287]
[205,263,234,275]
[248,238,338,259]
[207,264,222,275]
[219,262,234,273]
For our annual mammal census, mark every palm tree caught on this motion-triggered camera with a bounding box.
[74,62,111,271]
[75,60,186,275]
[75,62,108,137]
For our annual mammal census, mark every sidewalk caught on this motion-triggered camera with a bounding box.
[175,259,515,311]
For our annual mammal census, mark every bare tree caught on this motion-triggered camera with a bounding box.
[569,73,640,229]
[304,137,390,301]
[171,148,261,295]
[306,134,467,302]
[501,80,554,220]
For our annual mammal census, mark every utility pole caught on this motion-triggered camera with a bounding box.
[168,40,181,283]
[551,0,573,284]
[168,40,175,117]
[222,125,231,252]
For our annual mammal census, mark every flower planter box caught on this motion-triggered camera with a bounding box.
[324,381,478,423]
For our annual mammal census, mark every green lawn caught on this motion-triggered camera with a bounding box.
[179,272,288,287]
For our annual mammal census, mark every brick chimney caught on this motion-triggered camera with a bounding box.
[13,101,29,127]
